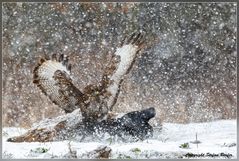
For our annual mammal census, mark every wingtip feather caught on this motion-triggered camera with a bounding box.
[123,31,146,48]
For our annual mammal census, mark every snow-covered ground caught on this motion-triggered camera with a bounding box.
[2,120,237,159]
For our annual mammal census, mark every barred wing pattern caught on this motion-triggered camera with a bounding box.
[33,54,85,113]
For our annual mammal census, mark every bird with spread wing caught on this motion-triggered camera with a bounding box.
[7,31,156,142]
[33,31,146,122]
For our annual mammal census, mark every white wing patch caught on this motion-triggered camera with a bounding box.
[112,44,138,81]
[106,32,145,109]
[33,54,76,113]
[38,60,70,81]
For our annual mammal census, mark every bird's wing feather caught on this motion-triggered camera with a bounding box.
[103,31,146,110]
[33,54,84,113]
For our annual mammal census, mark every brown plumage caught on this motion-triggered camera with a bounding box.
[7,31,151,143]
[33,31,145,123]
[33,54,84,113]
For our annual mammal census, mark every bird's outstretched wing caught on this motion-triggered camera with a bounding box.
[102,31,146,111]
[33,54,86,113]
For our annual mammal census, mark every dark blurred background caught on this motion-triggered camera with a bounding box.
[2,2,236,127]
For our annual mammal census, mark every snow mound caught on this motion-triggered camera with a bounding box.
[2,120,237,159]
